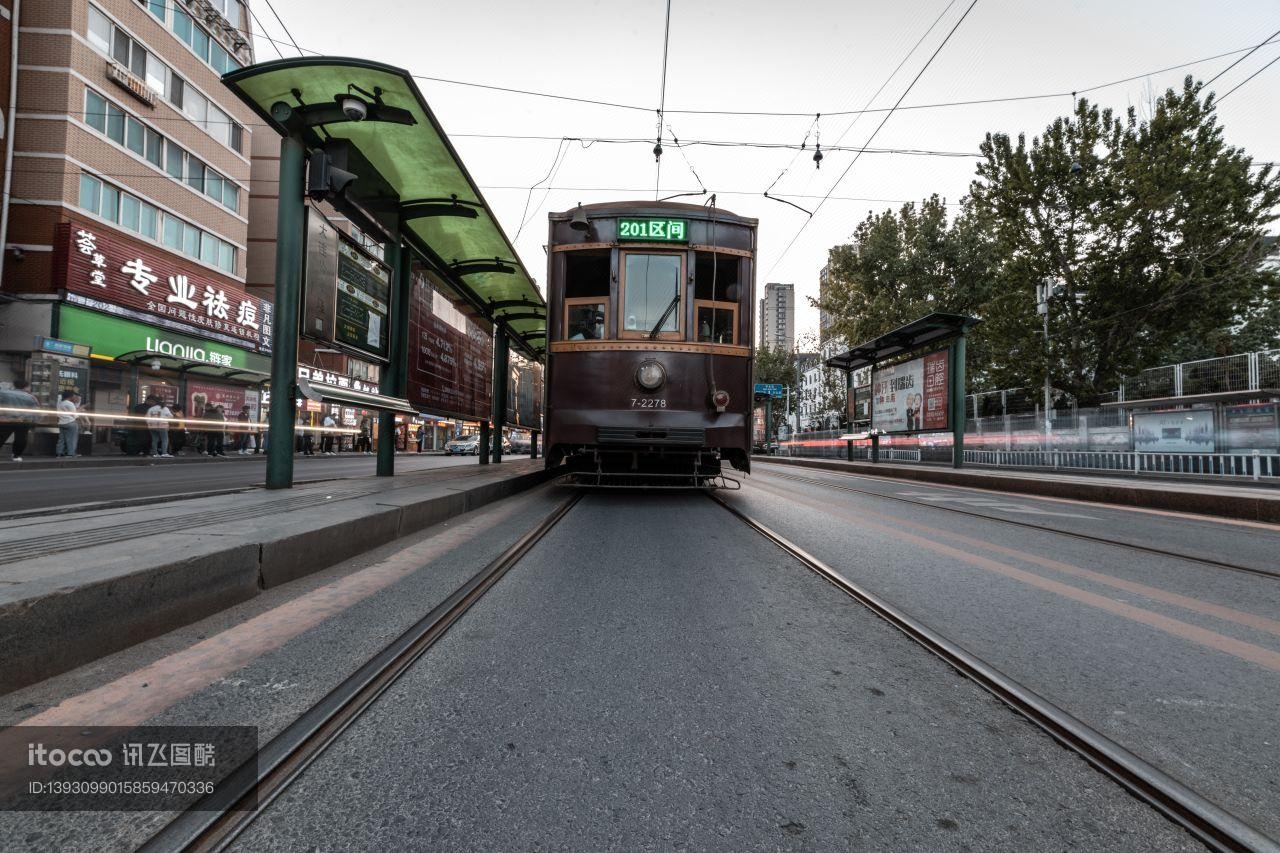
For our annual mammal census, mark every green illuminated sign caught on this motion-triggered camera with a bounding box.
[617,218,688,242]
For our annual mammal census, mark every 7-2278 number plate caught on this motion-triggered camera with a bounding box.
[630,398,667,408]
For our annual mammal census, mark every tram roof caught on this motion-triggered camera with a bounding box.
[826,312,981,372]
[222,57,546,359]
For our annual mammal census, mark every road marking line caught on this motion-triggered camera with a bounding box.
[751,479,1280,662]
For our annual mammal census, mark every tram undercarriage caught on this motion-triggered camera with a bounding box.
[554,445,741,489]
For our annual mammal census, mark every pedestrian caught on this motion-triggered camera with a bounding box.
[357,416,372,454]
[321,412,337,455]
[416,424,425,453]
[204,402,226,457]
[168,404,187,456]
[299,413,315,456]
[191,392,208,455]
[235,404,252,454]
[0,379,40,462]
[56,389,82,457]
[145,396,173,457]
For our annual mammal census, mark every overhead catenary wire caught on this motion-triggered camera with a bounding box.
[260,0,304,58]
[1204,26,1280,87]
[768,0,983,278]
[1215,52,1280,103]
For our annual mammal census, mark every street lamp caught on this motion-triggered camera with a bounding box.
[1036,279,1053,449]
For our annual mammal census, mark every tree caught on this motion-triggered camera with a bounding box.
[753,344,798,438]
[968,77,1280,397]
[813,194,997,383]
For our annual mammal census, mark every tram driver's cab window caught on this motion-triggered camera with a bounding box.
[694,253,740,344]
[563,250,610,340]
[621,252,683,339]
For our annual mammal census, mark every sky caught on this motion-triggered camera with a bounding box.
[249,0,1280,345]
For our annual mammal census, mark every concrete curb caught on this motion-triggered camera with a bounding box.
[757,457,1280,523]
[0,465,556,694]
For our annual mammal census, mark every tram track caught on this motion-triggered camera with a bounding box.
[710,491,1278,853]
[758,465,1280,580]
[136,492,583,853]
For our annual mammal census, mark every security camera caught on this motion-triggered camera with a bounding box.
[340,96,368,122]
[1069,161,1083,176]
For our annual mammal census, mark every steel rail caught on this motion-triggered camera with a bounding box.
[712,493,1279,853]
[760,466,1279,580]
[138,492,583,853]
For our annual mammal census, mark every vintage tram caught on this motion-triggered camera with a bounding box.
[543,199,757,486]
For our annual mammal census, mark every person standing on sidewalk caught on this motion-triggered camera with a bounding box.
[234,404,252,454]
[168,404,187,456]
[56,390,82,457]
[321,412,337,455]
[204,402,227,457]
[145,396,173,457]
[0,380,40,462]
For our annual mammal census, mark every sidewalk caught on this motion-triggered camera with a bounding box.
[0,458,552,693]
[756,456,1280,523]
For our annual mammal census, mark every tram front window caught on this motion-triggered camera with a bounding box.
[622,253,682,337]
[566,301,606,340]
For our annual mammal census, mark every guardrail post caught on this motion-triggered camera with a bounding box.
[1253,449,1260,482]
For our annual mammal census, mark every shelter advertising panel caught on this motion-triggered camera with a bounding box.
[300,210,390,363]
[871,350,949,433]
[408,271,492,421]
[58,223,273,354]
[1222,403,1278,452]
[1133,409,1215,453]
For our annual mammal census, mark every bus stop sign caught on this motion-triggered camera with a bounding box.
[754,382,784,399]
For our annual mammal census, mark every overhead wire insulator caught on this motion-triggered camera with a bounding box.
[813,142,823,169]
[653,141,663,162]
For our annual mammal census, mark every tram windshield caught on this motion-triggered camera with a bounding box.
[622,253,681,337]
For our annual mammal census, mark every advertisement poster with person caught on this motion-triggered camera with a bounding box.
[870,350,949,433]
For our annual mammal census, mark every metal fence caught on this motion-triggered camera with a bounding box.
[964,449,1278,480]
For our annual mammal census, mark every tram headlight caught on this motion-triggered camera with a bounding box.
[635,360,666,391]
[711,389,730,412]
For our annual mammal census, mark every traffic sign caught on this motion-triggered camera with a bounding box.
[754,383,784,398]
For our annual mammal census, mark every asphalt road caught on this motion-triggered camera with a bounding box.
[229,493,1193,852]
[0,452,513,514]
[741,462,1280,839]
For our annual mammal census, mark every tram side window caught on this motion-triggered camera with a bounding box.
[694,253,740,344]
[564,250,611,340]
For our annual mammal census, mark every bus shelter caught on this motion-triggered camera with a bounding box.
[221,57,547,487]
[826,313,979,468]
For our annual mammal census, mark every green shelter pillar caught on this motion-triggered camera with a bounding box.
[951,332,967,468]
[378,242,413,477]
[490,329,509,462]
[265,134,306,490]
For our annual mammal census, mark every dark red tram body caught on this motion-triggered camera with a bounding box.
[544,200,757,485]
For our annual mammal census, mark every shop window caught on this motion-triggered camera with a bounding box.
[620,252,682,338]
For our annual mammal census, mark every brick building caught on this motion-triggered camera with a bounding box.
[0,0,263,453]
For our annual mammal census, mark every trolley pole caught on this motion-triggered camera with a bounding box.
[265,134,305,490]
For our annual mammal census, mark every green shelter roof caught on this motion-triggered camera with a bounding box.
[222,57,546,359]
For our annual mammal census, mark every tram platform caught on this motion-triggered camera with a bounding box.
[0,458,552,694]
[754,455,1280,523]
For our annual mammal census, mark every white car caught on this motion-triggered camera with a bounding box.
[445,435,480,455]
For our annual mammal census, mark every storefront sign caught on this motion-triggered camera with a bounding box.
[297,365,378,395]
[408,271,492,421]
[1133,409,1215,453]
[58,305,269,374]
[871,350,949,433]
[59,222,273,353]
[35,336,92,358]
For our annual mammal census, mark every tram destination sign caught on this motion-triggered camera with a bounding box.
[617,218,688,242]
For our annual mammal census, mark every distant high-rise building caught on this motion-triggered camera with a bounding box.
[759,282,795,351]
